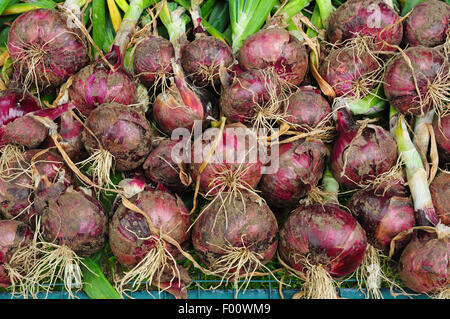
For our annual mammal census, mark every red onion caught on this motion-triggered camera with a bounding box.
[283,86,332,130]
[82,103,152,172]
[279,203,367,298]
[109,185,191,298]
[40,187,107,256]
[133,35,175,87]
[0,149,74,223]
[8,8,88,90]
[238,27,308,86]
[433,113,450,164]
[430,172,450,226]
[348,180,415,252]
[189,125,262,198]
[327,0,403,52]
[181,36,234,87]
[220,69,280,126]
[383,46,447,116]
[398,226,449,297]
[403,0,450,48]
[142,139,188,191]
[330,109,398,189]
[0,220,33,288]
[0,90,41,127]
[258,138,329,209]
[192,192,278,293]
[319,46,381,98]
[152,61,218,135]
[69,58,138,117]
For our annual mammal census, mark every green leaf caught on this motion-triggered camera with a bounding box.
[0,26,9,47]
[81,256,122,299]
[400,0,425,15]
[0,0,11,15]
[208,1,229,33]
[200,0,216,19]
[92,0,107,56]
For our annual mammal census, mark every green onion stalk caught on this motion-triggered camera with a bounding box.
[389,106,439,226]
[333,83,388,116]
[1,0,58,15]
[158,0,191,58]
[108,0,158,67]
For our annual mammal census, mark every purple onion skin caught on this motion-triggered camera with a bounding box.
[142,139,187,191]
[398,232,449,294]
[318,46,380,98]
[383,46,446,116]
[0,220,33,288]
[327,0,403,52]
[279,203,367,278]
[189,126,262,196]
[331,109,398,189]
[404,0,450,48]
[181,36,234,86]
[258,138,329,209]
[82,103,152,171]
[69,64,138,117]
[239,27,308,86]
[0,149,74,223]
[8,9,88,89]
[192,192,278,269]
[433,114,450,164]
[133,35,174,87]
[0,90,41,127]
[430,173,450,226]
[0,116,47,148]
[109,186,190,268]
[41,187,107,256]
[284,86,332,130]
[220,70,278,125]
[348,180,415,252]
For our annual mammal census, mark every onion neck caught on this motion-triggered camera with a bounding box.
[390,106,439,226]
[335,108,359,135]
